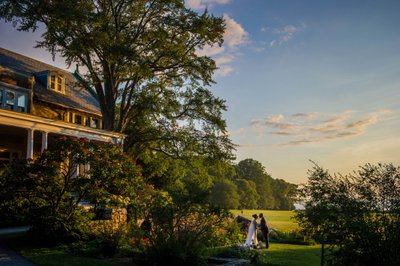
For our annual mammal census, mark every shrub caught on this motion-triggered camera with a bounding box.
[133,190,232,265]
[269,229,315,245]
[0,137,143,245]
[296,162,400,266]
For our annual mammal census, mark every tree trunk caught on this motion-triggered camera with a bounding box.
[321,241,325,266]
[101,108,115,131]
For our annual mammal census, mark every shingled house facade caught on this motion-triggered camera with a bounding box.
[0,47,124,167]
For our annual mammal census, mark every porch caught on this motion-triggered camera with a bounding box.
[0,109,124,165]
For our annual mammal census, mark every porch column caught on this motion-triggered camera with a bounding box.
[26,128,34,159]
[41,131,48,153]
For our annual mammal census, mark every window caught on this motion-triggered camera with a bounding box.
[74,114,82,125]
[90,118,99,129]
[17,94,27,112]
[50,75,56,90]
[48,73,65,93]
[0,87,28,112]
[84,117,90,127]
[5,91,15,110]
[57,76,63,91]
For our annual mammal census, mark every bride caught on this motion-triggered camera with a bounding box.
[244,214,258,247]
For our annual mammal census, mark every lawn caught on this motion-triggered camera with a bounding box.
[230,209,321,266]
[257,243,321,266]
[231,209,300,232]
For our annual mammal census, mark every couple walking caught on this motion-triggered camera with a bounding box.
[244,213,269,249]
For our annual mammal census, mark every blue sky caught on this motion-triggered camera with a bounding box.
[1,0,400,184]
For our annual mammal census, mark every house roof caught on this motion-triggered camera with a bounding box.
[0,47,101,116]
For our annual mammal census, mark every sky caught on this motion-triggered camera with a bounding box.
[1,0,400,184]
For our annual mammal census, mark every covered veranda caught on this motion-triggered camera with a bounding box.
[0,109,124,166]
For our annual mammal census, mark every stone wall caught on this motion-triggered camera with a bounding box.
[90,208,127,233]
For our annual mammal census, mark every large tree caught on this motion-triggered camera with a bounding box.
[0,0,225,132]
[235,159,275,209]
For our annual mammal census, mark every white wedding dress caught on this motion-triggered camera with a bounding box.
[244,218,258,247]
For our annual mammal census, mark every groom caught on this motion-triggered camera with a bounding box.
[259,213,269,249]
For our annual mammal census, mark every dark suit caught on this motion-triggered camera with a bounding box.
[260,216,269,248]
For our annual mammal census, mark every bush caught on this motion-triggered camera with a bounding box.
[296,162,400,266]
[132,190,233,265]
[269,229,315,245]
[0,137,143,245]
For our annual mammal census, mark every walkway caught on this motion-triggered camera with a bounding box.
[0,226,35,266]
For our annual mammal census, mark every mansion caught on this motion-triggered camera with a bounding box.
[0,47,124,166]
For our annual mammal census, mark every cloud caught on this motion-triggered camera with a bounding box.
[228,127,246,137]
[195,45,225,57]
[266,22,306,47]
[196,14,248,77]
[292,112,319,119]
[251,114,298,131]
[214,55,235,76]
[223,14,249,48]
[215,64,234,76]
[186,0,231,10]
[250,110,393,146]
[214,55,234,65]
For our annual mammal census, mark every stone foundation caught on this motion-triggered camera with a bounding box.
[91,208,127,233]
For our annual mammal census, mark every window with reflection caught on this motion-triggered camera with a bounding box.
[17,94,27,112]
[5,91,15,110]
[0,87,28,113]
[90,118,99,129]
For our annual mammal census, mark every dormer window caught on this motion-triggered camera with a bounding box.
[48,73,65,93]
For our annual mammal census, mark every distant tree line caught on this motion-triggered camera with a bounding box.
[207,158,297,210]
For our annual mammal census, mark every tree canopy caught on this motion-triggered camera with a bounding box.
[0,0,225,132]
[234,158,296,209]
[295,162,400,266]
[1,0,235,185]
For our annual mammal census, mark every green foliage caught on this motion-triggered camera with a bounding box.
[234,179,259,209]
[133,189,233,265]
[296,162,400,266]
[269,229,315,245]
[0,137,143,244]
[0,0,226,132]
[235,159,297,210]
[236,159,275,209]
[209,178,240,209]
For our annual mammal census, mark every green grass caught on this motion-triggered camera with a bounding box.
[231,209,299,232]
[230,210,321,266]
[257,243,321,266]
